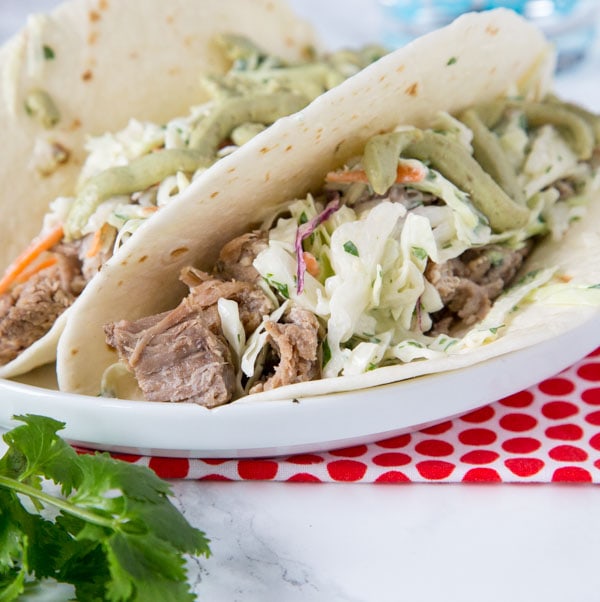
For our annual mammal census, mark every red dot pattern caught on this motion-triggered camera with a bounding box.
[92,349,600,484]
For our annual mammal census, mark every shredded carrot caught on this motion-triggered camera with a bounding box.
[326,163,426,186]
[394,163,427,183]
[0,224,64,295]
[86,227,104,258]
[303,251,320,278]
[325,170,370,184]
[15,256,59,284]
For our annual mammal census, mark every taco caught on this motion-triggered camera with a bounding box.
[0,0,386,378]
[56,8,600,404]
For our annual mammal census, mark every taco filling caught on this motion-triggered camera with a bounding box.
[0,35,383,367]
[102,95,600,406]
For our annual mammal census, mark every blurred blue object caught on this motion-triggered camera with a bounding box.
[380,0,598,71]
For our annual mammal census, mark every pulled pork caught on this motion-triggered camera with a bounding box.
[105,305,236,408]
[106,231,310,406]
[105,230,326,406]
[105,275,274,406]
[0,245,85,365]
[426,243,532,336]
[249,306,321,394]
[214,230,268,284]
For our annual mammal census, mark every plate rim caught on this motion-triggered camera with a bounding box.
[0,313,599,458]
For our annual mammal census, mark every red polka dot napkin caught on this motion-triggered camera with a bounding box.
[102,348,600,484]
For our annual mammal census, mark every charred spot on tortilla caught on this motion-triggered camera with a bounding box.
[88,10,101,22]
[138,256,148,264]
[405,82,419,97]
[81,69,93,82]
[333,140,346,155]
[210,191,220,199]
[170,247,190,259]
[486,25,500,36]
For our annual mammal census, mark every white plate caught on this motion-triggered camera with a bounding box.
[0,314,599,458]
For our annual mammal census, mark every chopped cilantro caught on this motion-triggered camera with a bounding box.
[273,281,289,298]
[411,246,428,261]
[343,240,359,257]
[447,56,458,66]
[43,45,55,60]
[264,275,289,298]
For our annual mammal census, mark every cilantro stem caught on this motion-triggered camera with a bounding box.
[0,474,117,530]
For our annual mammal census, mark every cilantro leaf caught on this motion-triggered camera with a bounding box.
[343,240,359,257]
[0,414,83,494]
[0,415,210,601]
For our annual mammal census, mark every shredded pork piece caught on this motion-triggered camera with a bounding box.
[105,306,236,407]
[105,271,275,406]
[0,243,85,365]
[249,306,321,394]
[426,243,532,335]
[0,274,70,365]
[214,230,268,283]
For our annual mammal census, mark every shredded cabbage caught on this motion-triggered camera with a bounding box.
[520,125,578,199]
[240,301,289,378]
[217,298,246,359]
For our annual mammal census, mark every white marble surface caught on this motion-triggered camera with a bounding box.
[2,2,600,601]
[178,481,600,602]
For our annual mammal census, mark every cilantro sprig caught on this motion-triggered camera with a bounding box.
[0,415,210,601]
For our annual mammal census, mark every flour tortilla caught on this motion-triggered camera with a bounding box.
[57,8,599,400]
[0,0,317,378]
